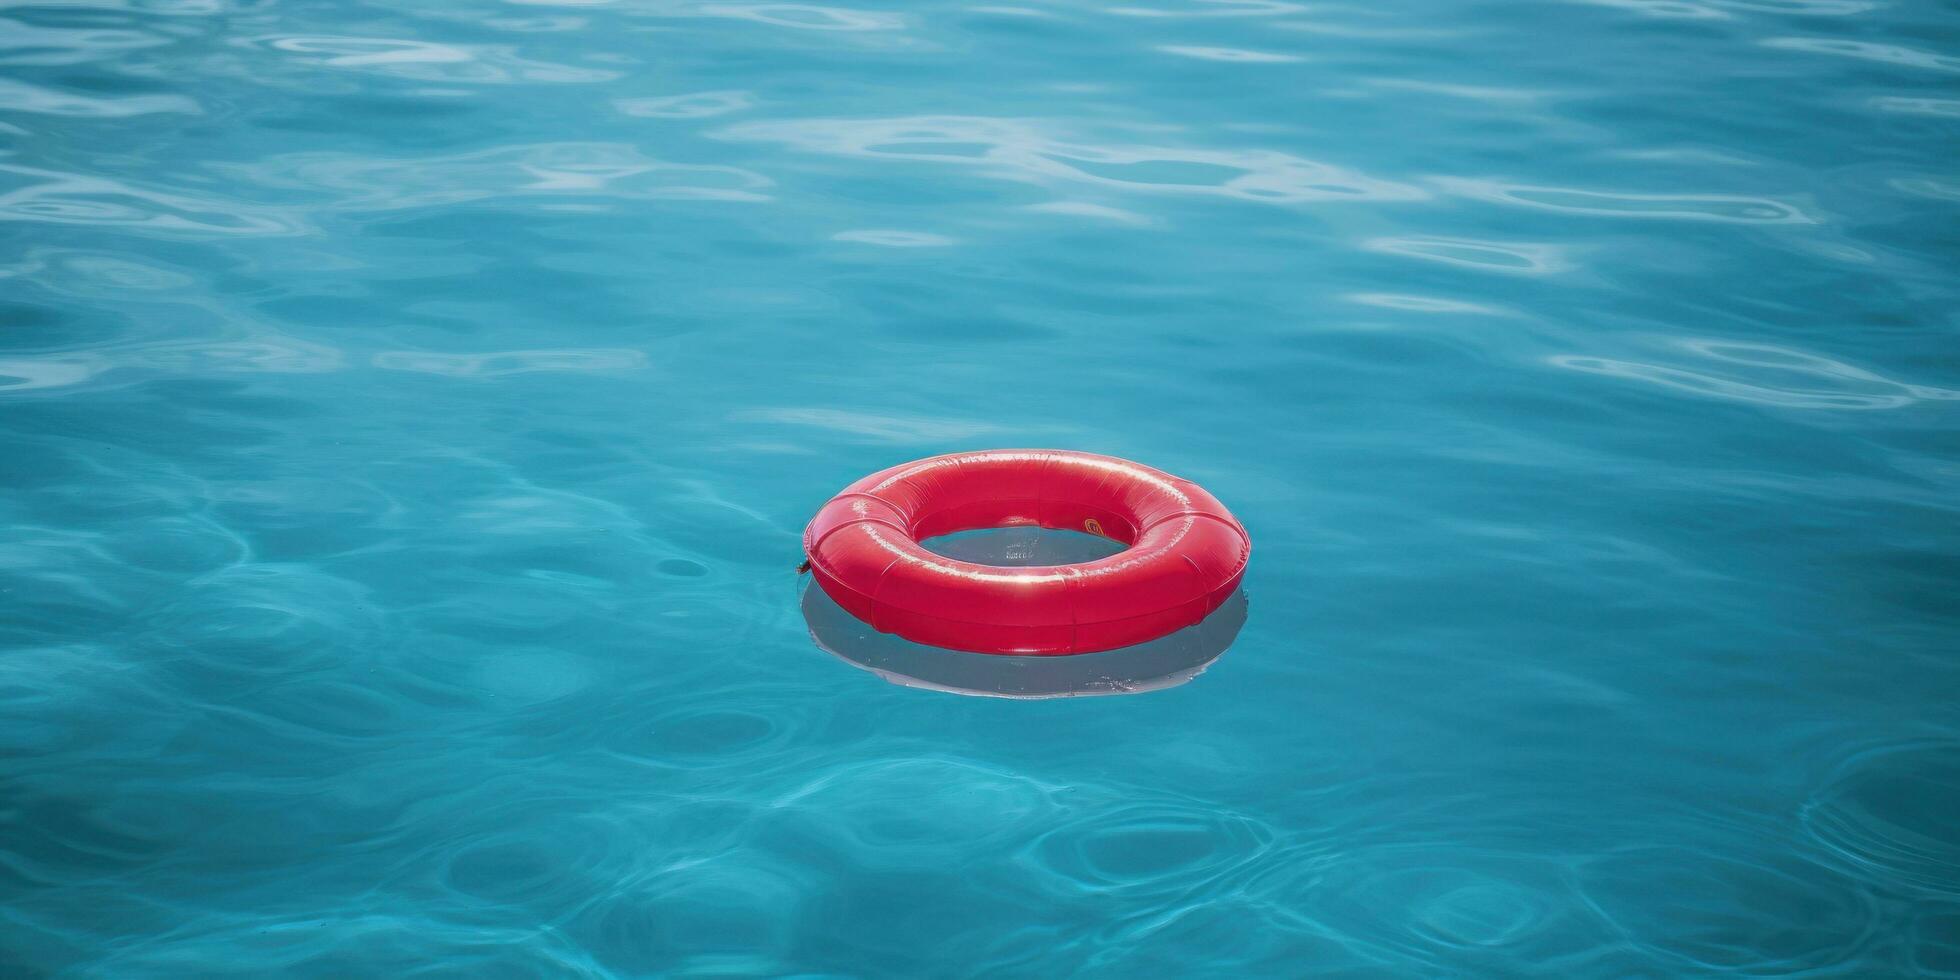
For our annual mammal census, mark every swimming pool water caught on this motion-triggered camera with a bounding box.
[3,0,1958,974]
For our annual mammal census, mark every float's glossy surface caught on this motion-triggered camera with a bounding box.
[805,450,1250,654]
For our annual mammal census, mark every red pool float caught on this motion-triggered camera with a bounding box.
[802,450,1250,655]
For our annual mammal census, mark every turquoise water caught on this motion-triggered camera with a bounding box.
[3,0,1959,973]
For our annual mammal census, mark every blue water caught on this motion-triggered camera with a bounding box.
[3,0,1958,974]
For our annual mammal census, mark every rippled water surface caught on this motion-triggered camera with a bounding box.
[4,0,1958,974]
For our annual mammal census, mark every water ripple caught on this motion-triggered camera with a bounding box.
[1762,37,1960,73]
[698,3,905,31]
[831,228,957,247]
[1020,200,1157,225]
[769,757,1064,871]
[1574,0,1882,18]
[1720,0,1878,12]
[602,686,823,771]
[1252,844,1587,967]
[0,358,97,393]
[1551,339,1958,410]
[1570,0,1731,19]
[1869,96,1960,118]
[3,438,207,523]
[434,811,642,913]
[146,564,379,694]
[1366,235,1569,274]
[0,335,341,395]
[0,78,199,117]
[1367,78,1553,102]
[1891,176,1960,203]
[373,348,647,377]
[1436,177,1811,223]
[732,407,1005,442]
[717,115,1425,204]
[1346,292,1500,313]
[95,914,605,976]
[217,144,772,208]
[0,526,143,627]
[0,165,301,237]
[1020,799,1273,898]
[1910,908,1960,976]
[242,35,623,84]
[1155,45,1302,63]
[571,851,811,975]
[1576,846,1877,973]
[1802,741,1960,899]
[0,19,173,66]
[615,89,755,118]
[1104,0,1306,18]
[0,249,199,296]
[102,514,249,577]
[1,0,271,11]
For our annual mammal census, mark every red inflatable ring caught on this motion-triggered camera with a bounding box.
[803,450,1250,656]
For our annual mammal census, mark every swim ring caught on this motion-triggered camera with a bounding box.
[802,449,1250,655]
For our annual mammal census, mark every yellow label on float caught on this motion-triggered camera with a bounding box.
[1084,518,1105,537]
